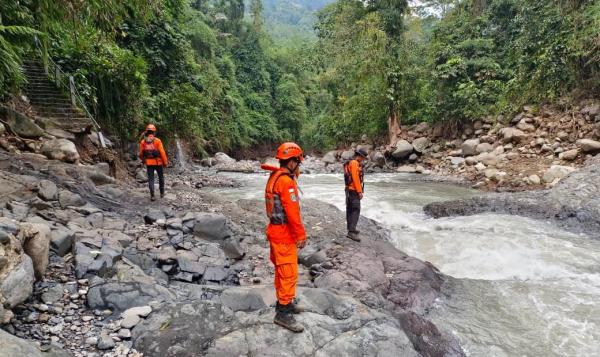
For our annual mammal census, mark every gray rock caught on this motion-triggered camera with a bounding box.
[203,266,229,282]
[340,150,355,161]
[392,140,413,160]
[322,151,337,165]
[50,228,74,256]
[178,258,206,276]
[136,169,148,183]
[1,106,44,138]
[372,151,386,167]
[97,332,115,350]
[58,190,86,208]
[220,287,268,312]
[41,139,80,163]
[122,306,152,318]
[221,237,244,260]
[412,137,430,153]
[449,157,465,166]
[476,142,493,154]
[121,314,141,329]
[214,152,236,165]
[0,230,10,245]
[303,250,327,267]
[414,122,430,133]
[559,149,579,161]
[542,165,576,184]
[500,127,527,143]
[193,213,231,241]
[20,223,51,280]
[38,180,58,201]
[87,282,175,314]
[144,209,166,225]
[0,255,35,308]
[0,328,68,357]
[577,139,600,154]
[461,139,480,157]
[41,284,64,304]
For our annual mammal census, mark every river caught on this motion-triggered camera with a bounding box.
[207,172,600,357]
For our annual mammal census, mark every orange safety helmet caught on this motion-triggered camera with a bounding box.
[276,142,304,161]
[145,124,157,132]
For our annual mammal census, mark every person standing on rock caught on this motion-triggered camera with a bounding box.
[139,124,168,201]
[263,142,307,333]
[344,148,368,242]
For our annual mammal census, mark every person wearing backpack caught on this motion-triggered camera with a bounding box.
[263,142,307,333]
[344,148,368,242]
[139,124,168,201]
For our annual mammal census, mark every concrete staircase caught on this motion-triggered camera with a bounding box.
[22,60,95,136]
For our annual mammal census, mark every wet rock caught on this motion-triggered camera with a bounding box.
[193,213,231,241]
[461,139,480,157]
[20,223,51,280]
[37,180,58,201]
[41,139,80,163]
[577,139,600,154]
[392,140,413,160]
[0,255,34,308]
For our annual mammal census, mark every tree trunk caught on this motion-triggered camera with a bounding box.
[387,107,401,147]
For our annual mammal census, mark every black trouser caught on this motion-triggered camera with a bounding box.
[147,165,164,197]
[346,189,361,232]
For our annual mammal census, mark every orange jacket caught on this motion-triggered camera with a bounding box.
[265,167,306,244]
[345,159,363,193]
[139,137,168,166]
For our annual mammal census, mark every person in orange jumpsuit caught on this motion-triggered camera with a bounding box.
[264,142,307,333]
[344,147,368,241]
[139,124,168,201]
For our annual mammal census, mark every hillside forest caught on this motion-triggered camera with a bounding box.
[1,0,599,155]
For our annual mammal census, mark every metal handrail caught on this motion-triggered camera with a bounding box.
[32,36,102,131]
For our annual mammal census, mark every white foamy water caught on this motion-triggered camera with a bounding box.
[208,172,600,357]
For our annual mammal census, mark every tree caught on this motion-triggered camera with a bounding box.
[251,0,264,31]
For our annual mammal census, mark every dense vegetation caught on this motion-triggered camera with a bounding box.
[1,0,598,154]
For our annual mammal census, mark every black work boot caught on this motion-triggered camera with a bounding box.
[274,303,304,333]
[347,231,361,242]
[281,301,304,315]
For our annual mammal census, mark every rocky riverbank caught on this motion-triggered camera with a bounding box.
[0,143,465,356]
[424,155,600,239]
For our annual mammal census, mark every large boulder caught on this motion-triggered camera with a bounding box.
[0,328,71,357]
[193,213,231,241]
[322,151,337,165]
[412,137,430,153]
[577,139,600,155]
[391,140,413,160]
[19,223,51,280]
[0,106,44,138]
[214,152,236,165]
[461,139,480,157]
[41,139,80,163]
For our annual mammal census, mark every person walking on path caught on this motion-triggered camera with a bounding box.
[344,148,368,242]
[139,124,168,201]
[263,142,307,333]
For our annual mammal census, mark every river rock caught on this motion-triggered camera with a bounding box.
[516,119,536,132]
[58,190,86,208]
[414,122,430,133]
[0,328,71,357]
[122,306,152,319]
[19,223,51,280]
[322,151,337,164]
[340,150,355,161]
[372,151,385,167]
[500,127,527,143]
[527,174,541,185]
[397,165,417,173]
[214,152,236,165]
[449,157,465,166]
[136,168,148,183]
[476,142,493,154]
[97,332,115,350]
[559,149,579,161]
[461,139,480,157]
[41,139,80,163]
[144,209,165,225]
[37,180,58,201]
[412,137,430,153]
[542,165,576,184]
[577,139,600,154]
[392,140,413,160]
[221,237,244,260]
[193,213,231,241]
[121,314,141,329]
[0,255,34,308]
